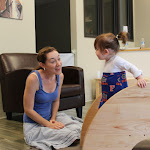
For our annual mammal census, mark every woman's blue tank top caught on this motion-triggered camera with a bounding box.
[23,70,59,123]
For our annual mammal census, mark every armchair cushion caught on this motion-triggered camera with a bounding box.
[60,84,81,98]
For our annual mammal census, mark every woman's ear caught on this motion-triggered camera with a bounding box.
[39,62,45,69]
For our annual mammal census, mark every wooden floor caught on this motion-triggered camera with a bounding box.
[0,101,93,150]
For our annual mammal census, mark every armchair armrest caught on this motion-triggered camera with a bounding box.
[62,66,84,84]
[62,66,85,102]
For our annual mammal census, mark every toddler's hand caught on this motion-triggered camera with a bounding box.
[136,75,147,88]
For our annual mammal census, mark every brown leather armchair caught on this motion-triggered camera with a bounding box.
[0,53,85,120]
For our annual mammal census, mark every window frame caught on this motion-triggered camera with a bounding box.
[84,0,134,40]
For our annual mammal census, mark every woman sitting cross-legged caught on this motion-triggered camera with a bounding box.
[23,46,82,150]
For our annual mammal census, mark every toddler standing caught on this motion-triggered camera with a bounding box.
[94,32,147,108]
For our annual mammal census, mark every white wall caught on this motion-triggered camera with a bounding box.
[0,0,36,118]
[134,0,150,48]
[71,0,150,102]
[0,0,36,54]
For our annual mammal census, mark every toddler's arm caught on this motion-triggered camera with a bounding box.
[115,56,146,88]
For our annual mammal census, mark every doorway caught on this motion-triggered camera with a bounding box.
[35,0,71,53]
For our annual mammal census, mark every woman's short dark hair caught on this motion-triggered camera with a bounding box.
[35,46,57,70]
[37,46,57,63]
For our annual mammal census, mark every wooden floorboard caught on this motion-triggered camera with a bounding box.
[0,101,93,150]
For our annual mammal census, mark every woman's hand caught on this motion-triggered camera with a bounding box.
[48,120,65,129]
[136,75,147,88]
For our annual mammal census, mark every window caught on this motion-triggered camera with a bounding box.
[84,0,133,40]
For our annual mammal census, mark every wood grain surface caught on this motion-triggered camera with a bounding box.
[82,81,150,150]
[80,94,101,147]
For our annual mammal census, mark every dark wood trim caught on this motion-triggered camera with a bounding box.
[83,0,86,37]
[113,0,119,35]
[98,0,103,34]
[127,0,134,40]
